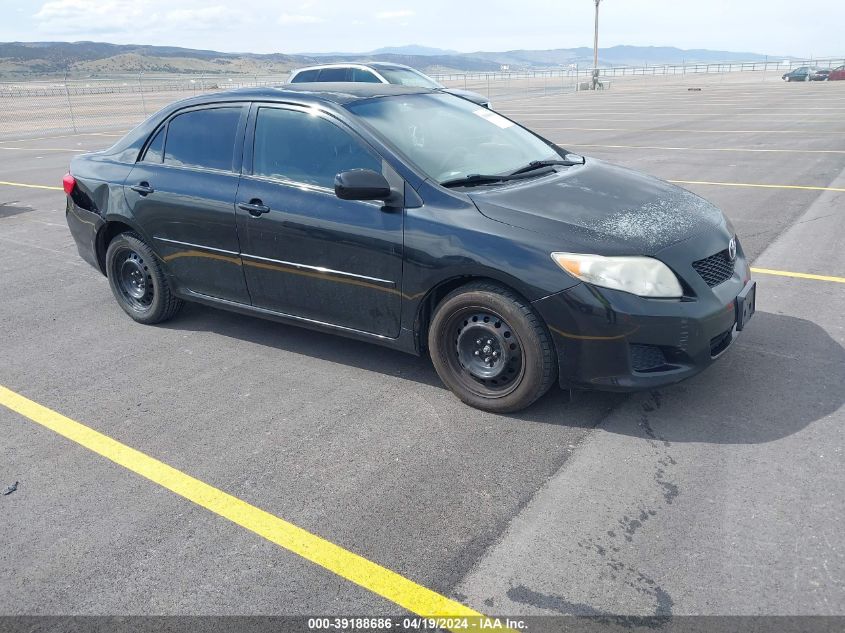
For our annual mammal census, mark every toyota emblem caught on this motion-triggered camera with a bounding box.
[728,237,737,261]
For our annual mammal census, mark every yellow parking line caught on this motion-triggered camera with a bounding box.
[0,385,486,628]
[751,268,845,283]
[545,126,845,134]
[0,180,62,191]
[669,180,845,192]
[519,114,845,120]
[563,143,845,155]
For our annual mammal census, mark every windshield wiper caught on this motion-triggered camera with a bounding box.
[440,174,514,188]
[508,154,585,176]
[440,167,560,189]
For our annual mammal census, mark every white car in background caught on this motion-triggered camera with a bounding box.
[288,62,492,108]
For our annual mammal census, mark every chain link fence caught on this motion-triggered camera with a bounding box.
[2,57,843,141]
[434,57,845,103]
[0,73,290,140]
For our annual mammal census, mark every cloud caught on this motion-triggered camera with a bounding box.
[374,9,414,20]
[35,0,143,33]
[166,6,231,27]
[278,13,324,25]
[34,0,236,35]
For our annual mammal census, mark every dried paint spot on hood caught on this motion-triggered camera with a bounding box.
[592,189,724,249]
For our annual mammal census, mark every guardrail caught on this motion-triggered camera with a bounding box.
[430,57,845,83]
[0,74,290,98]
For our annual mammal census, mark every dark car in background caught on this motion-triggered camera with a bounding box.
[288,62,491,108]
[828,65,845,81]
[63,84,754,413]
[782,66,830,81]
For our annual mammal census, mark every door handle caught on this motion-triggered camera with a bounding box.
[130,182,154,196]
[238,200,271,217]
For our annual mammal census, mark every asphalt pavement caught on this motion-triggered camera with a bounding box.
[1,77,843,623]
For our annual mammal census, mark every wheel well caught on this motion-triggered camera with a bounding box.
[415,276,527,354]
[96,221,135,275]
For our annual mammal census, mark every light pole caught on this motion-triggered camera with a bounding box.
[592,0,601,89]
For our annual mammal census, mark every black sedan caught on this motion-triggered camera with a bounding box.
[64,84,755,413]
[782,66,830,81]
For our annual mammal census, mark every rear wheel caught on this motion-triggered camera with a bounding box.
[428,282,557,413]
[105,232,183,324]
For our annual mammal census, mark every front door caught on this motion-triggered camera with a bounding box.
[236,105,404,337]
[124,104,250,303]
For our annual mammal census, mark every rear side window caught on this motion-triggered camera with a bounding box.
[291,69,319,83]
[252,107,381,189]
[141,126,164,163]
[316,67,350,82]
[163,107,241,171]
[351,68,381,83]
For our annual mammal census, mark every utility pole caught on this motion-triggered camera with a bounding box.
[592,0,601,89]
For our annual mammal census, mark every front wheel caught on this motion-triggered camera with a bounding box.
[428,282,557,413]
[105,232,183,324]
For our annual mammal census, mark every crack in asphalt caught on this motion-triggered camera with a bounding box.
[503,390,680,620]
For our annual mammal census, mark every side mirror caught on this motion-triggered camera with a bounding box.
[335,169,392,202]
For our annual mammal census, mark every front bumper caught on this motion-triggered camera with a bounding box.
[533,234,753,392]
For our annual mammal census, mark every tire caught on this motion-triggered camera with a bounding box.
[428,281,557,413]
[105,232,183,324]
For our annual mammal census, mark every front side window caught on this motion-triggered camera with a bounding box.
[252,107,382,189]
[163,107,241,171]
[347,93,558,183]
[351,68,382,83]
[376,68,441,89]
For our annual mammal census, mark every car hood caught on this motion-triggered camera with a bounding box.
[467,158,726,256]
[440,87,489,106]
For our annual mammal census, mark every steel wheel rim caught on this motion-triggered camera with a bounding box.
[446,307,525,398]
[113,248,154,311]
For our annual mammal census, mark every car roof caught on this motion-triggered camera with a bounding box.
[209,83,433,105]
[366,62,414,70]
[290,62,415,73]
[99,83,438,161]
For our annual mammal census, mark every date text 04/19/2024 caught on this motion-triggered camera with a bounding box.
[307,617,528,630]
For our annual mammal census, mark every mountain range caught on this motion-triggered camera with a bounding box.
[0,41,783,78]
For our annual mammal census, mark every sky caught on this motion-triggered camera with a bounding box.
[0,0,842,58]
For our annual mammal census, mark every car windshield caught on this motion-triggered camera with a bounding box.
[376,67,442,89]
[346,93,560,183]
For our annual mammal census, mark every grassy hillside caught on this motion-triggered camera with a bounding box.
[0,41,780,79]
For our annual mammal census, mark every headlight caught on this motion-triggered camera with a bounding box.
[551,252,683,298]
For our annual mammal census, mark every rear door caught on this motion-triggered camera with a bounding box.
[235,104,404,337]
[124,104,250,303]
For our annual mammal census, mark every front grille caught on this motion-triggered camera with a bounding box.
[630,344,668,372]
[692,249,735,287]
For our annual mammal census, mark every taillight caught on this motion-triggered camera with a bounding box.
[62,172,76,195]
